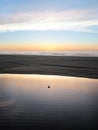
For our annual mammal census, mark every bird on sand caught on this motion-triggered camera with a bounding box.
[48,86,50,88]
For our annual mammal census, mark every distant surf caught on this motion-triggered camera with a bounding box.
[0,50,98,57]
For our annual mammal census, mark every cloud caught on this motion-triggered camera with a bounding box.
[0,9,98,33]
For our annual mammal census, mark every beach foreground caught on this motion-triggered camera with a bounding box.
[0,55,98,79]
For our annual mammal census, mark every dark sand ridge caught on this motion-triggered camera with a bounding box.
[0,55,98,79]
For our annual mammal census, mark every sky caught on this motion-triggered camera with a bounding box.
[0,0,98,51]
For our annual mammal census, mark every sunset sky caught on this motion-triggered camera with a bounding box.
[0,0,98,51]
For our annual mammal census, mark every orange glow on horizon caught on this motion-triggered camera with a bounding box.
[0,43,98,51]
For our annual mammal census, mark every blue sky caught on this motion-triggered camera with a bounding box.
[0,0,98,50]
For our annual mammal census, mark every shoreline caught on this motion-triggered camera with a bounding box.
[0,55,98,79]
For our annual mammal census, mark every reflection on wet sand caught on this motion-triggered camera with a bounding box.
[0,74,98,130]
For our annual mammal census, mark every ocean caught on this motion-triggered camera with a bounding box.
[0,50,98,57]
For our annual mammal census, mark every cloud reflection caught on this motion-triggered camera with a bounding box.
[0,99,16,107]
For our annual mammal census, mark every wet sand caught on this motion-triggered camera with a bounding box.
[0,54,98,79]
